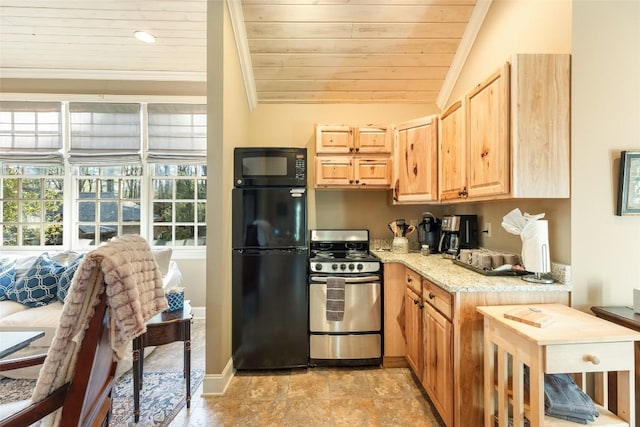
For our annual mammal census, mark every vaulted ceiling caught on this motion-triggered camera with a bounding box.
[0,0,490,107]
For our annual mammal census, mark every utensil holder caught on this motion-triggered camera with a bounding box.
[392,237,409,254]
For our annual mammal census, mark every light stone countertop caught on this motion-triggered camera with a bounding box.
[373,250,573,294]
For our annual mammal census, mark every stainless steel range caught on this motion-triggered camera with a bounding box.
[308,229,382,366]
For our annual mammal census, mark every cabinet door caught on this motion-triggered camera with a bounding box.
[393,115,438,203]
[404,286,422,376]
[315,156,353,187]
[354,157,392,187]
[423,302,453,427]
[465,62,510,198]
[439,101,467,201]
[316,125,353,154]
[383,263,406,361]
[356,126,391,154]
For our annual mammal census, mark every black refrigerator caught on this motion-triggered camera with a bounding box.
[231,186,308,369]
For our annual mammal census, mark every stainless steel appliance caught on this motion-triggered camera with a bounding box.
[308,229,382,366]
[231,148,309,370]
[438,214,479,258]
[234,147,307,188]
[417,212,442,253]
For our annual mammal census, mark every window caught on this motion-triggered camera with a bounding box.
[0,102,64,247]
[1,165,64,246]
[152,164,207,246]
[148,104,207,247]
[74,165,142,246]
[0,100,206,250]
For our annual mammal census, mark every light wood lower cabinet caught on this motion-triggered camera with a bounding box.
[383,262,571,427]
[382,263,406,367]
[405,286,422,375]
[423,288,453,427]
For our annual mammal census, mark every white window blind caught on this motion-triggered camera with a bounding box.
[147,103,206,163]
[0,101,63,164]
[68,102,141,164]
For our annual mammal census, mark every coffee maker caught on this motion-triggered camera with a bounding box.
[417,212,441,253]
[438,215,479,258]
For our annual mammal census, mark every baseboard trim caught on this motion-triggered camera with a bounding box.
[383,356,409,368]
[191,305,206,319]
[201,358,234,395]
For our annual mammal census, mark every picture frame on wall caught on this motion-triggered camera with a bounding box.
[616,150,640,216]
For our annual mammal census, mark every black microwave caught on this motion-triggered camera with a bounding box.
[234,147,307,187]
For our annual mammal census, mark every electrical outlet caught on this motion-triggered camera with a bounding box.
[485,222,492,237]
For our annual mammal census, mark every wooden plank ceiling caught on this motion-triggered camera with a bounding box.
[0,0,481,105]
[240,0,478,104]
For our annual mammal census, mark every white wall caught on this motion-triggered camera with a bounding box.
[571,0,640,310]
[442,0,573,264]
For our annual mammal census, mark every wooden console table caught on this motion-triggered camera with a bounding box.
[591,306,640,424]
[478,304,640,427]
[132,302,193,422]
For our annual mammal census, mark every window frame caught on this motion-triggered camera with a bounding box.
[0,96,207,254]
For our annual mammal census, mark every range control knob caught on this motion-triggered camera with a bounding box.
[315,264,323,271]
[340,264,346,270]
[357,263,364,270]
[348,264,355,270]
[332,264,338,270]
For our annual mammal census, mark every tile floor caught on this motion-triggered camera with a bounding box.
[144,319,443,427]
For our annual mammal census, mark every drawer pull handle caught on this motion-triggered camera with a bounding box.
[428,292,435,299]
[585,354,601,365]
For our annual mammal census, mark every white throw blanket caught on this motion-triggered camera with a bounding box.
[30,235,168,426]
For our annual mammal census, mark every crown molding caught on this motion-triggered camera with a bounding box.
[436,0,493,110]
[227,0,258,111]
[0,68,206,82]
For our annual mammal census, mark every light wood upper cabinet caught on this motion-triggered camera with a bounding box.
[466,62,510,199]
[510,54,571,198]
[315,125,352,153]
[392,115,438,204]
[316,124,391,154]
[357,126,392,153]
[354,157,392,186]
[438,101,466,201]
[315,124,392,188]
[438,54,571,202]
[315,156,353,186]
[315,155,392,188]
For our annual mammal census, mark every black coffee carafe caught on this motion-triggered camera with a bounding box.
[417,212,441,254]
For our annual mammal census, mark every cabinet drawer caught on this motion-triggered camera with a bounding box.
[423,280,453,320]
[405,268,422,294]
[545,341,634,374]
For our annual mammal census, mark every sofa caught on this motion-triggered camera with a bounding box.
[0,247,182,379]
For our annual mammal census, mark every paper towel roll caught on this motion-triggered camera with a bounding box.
[520,220,550,273]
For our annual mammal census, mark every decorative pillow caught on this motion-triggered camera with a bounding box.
[6,254,65,307]
[0,259,17,301]
[152,248,173,277]
[56,254,85,302]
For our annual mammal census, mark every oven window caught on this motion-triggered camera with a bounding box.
[242,157,287,176]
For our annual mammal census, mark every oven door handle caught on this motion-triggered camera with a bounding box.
[310,275,380,284]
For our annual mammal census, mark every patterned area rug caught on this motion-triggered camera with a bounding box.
[0,369,204,427]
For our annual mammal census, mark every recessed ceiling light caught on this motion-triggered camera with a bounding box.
[134,31,156,44]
